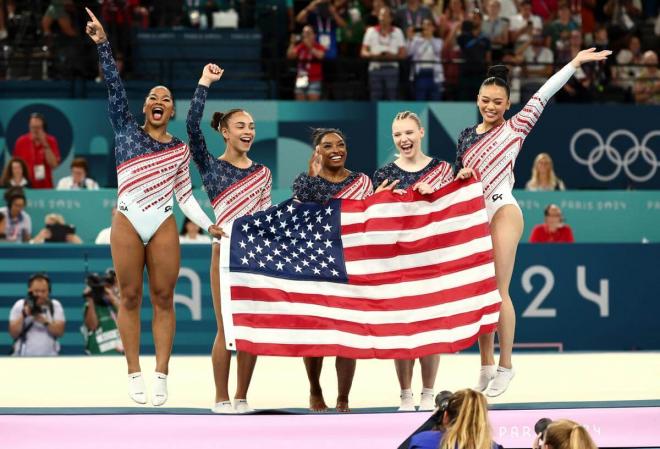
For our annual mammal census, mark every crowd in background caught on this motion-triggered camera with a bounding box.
[0,0,657,103]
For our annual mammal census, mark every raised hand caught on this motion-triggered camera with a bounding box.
[200,63,224,87]
[571,48,612,68]
[85,7,107,44]
[308,148,322,177]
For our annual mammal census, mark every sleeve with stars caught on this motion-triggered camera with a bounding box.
[186,84,215,178]
[97,41,135,135]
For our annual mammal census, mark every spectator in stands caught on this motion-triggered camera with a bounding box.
[529,204,574,243]
[0,187,31,243]
[633,50,660,104]
[0,211,6,241]
[296,0,347,60]
[615,35,643,84]
[179,217,211,244]
[508,0,542,50]
[407,18,444,100]
[526,153,565,191]
[361,6,406,100]
[536,419,598,449]
[438,0,466,100]
[1,157,31,188]
[531,0,558,21]
[481,0,509,61]
[82,269,123,355]
[556,31,596,102]
[395,0,434,35]
[409,389,501,449]
[42,0,78,38]
[335,0,367,57]
[547,4,579,50]
[365,0,387,27]
[457,9,491,100]
[288,25,326,101]
[30,213,82,244]
[12,113,61,189]
[9,273,66,356]
[603,0,642,33]
[0,0,8,41]
[56,157,100,190]
[490,0,518,19]
[95,207,115,245]
[519,31,554,101]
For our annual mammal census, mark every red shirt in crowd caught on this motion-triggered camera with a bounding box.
[529,224,575,243]
[532,0,559,20]
[294,42,326,82]
[13,133,61,189]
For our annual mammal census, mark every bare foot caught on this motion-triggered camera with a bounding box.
[336,400,351,412]
[309,393,328,412]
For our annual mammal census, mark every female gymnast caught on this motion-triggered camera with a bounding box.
[455,48,611,397]
[372,110,457,412]
[292,128,373,412]
[186,64,272,413]
[85,8,223,406]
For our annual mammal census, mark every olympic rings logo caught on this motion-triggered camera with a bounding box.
[570,129,660,183]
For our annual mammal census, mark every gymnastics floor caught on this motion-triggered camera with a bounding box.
[1,352,659,448]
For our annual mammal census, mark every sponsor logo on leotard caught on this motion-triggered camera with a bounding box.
[164,206,172,213]
[492,194,503,201]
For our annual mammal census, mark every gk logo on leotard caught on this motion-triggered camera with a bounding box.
[492,194,503,201]
[164,206,172,213]
[570,129,660,183]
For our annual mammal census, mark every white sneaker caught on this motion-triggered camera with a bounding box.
[475,365,497,392]
[398,394,416,412]
[418,392,435,411]
[151,372,168,406]
[128,372,147,405]
[212,401,234,414]
[485,368,515,397]
[233,399,254,413]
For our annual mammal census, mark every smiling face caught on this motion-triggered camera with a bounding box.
[477,84,510,126]
[11,161,25,180]
[10,197,25,217]
[143,86,174,128]
[317,132,347,171]
[392,117,425,160]
[221,111,255,154]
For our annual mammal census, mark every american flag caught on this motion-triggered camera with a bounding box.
[219,178,500,359]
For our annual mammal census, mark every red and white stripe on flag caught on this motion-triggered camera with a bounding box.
[219,178,500,359]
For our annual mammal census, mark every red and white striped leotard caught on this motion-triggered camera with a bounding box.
[456,63,576,221]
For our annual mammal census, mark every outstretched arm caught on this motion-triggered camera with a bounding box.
[85,7,134,134]
[512,48,612,135]
[186,64,224,173]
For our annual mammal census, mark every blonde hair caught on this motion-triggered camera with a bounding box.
[528,153,562,189]
[392,110,422,128]
[440,389,493,449]
[543,419,598,449]
[45,214,65,225]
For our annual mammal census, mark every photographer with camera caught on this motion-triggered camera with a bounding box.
[82,269,123,355]
[30,213,82,244]
[407,389,502,449]
[8,273,66,356]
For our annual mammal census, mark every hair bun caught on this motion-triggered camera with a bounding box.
[487,65,509,82]
[210,112,225,130]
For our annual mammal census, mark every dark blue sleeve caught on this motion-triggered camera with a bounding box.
[454,128,469,173]
[292,173,312,201]
[186,84,214,176]
[372,166,389,187]
[97,41,134,134]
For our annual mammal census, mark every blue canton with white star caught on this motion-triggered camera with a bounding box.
[98,41,183,166]
[229,199,348,283]
[186,84,261,200]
